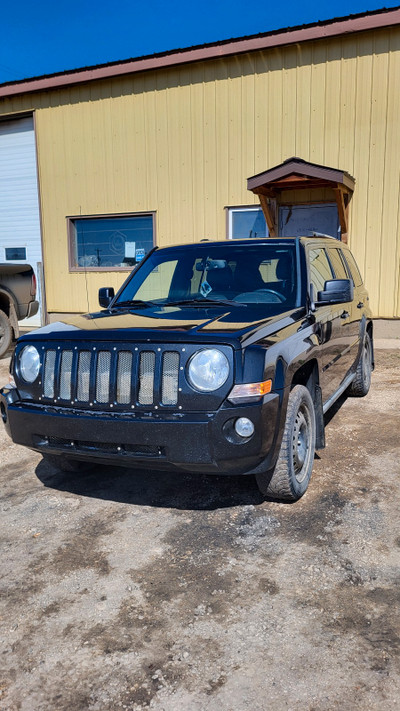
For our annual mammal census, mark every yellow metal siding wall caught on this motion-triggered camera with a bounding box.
[1,27,400,316]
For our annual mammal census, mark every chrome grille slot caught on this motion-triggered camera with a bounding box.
[161,351,179,405]
[43,350,56,398]
[117,351,132,404]
[77,351,91,401]
[138,351,155,405]
[39,345,183,409]
[96,351,111,403]
[59,350,73,400]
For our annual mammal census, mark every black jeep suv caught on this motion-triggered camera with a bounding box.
[0,236,373,501]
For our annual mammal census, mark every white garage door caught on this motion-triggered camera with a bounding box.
[0,116,43,327]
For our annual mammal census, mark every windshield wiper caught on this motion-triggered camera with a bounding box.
[162,298,246,308]
[111,299,153,309]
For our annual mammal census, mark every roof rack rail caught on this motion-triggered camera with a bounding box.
[309,231,336,238]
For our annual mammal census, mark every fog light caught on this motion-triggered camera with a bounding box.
[234,417,255,438]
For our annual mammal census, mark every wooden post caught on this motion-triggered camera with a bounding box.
[334,185,348,243]
[258,194,276,236]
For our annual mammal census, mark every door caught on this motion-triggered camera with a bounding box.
[0,116,43,326]
[308,246,352,403]
[326,245,358,377]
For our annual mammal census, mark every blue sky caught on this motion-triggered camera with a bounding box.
[1,0,399,84]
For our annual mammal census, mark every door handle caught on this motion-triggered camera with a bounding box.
[357,302,364,309]
[341,310,350,319]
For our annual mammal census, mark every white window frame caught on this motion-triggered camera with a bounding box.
[226,206,268,240]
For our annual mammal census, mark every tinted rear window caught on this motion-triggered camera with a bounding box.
[343,249,363,287]
[327,248,348,280]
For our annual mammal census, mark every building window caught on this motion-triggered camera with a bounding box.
[227,207,268,240]
[69,213,155,271]
[5,247,27,261]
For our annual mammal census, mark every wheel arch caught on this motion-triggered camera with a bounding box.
[0,288,19,340]
[366,320,374,370]
[290,358,325,449]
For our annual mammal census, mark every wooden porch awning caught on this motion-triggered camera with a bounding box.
[247,157,355,240]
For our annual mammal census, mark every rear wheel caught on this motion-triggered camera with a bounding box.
[348,332,372,397]
[256,384,316,501]
[42,454,94,473]
[0,309,13,358]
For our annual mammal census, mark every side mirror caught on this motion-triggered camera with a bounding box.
[316,279,354,305]
[98,287,115,308]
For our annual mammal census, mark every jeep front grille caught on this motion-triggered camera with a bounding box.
[116,351,132,404]
[41,345,181,409]
[138,351,156,405]
[96,351,111,403]
[59,350,73,400]
[43,350,56,399]
[161,351,180,405]
[77,351,91,402]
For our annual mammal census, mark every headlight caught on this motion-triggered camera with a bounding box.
[19,345,41,383]
[187,349,229,392]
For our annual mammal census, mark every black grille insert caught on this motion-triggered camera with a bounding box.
[44,436,165,458]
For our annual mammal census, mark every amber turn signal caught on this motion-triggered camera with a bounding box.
[227,379,272,404]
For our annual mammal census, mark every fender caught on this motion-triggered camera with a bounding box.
[257,322,323,470]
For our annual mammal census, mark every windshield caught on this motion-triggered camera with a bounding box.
[115,243,300,311]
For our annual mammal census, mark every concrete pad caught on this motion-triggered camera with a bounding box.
[374,338,400,349]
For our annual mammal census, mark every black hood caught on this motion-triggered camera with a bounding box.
[21,304,306,349]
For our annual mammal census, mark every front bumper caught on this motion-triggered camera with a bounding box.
[1,386,281,475]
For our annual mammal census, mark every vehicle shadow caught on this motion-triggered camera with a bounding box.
[35,459,264,511]
[34,392,351,511]
[324,391,349,427]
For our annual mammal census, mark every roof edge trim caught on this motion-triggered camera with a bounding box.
[1,7,400,98]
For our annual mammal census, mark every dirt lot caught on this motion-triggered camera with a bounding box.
[0,349,399,711]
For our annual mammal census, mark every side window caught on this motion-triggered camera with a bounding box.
[327,248,348,279]
[308,248,334,295]
[342,249,363,287]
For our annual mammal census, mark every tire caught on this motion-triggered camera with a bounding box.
[256,384,316,501]
[0,309,13,358]
[42,453,94,473]
[348,332,372,397]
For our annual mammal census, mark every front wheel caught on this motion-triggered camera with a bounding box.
[256,384,316,501]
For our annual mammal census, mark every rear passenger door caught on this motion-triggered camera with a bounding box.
[341,246,370,357]
[308,246,351,403]
[326,246,359,376]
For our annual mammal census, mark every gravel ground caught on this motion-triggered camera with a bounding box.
[0,350,399,711]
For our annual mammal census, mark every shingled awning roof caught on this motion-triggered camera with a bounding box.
[247,157,355,240]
